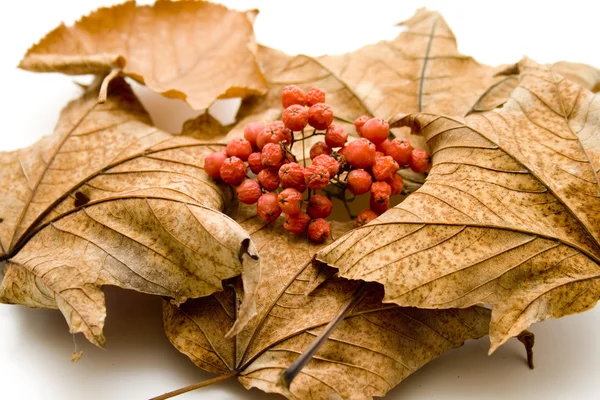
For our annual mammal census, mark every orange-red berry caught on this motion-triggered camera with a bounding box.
[386,173,404,195]
[344,138,376,169]
[361,118,389,145]
[307,218,330,243]
[304,164,330,190]
[257,121,292,150]
[277,188,303,215]
[310,141,332,160]
[354,115,370,136]
[282,85,306,108]
[261,143,284,167]
[306,87,326,107]
[409,149,431,173]
[247,152,264,174]
[257,193,281,222]
[243,122,264,148]
[386,138,413,166]
[282,104,308,131]
[347,169,372,195]
[307,103,334,130]
[204,151,227,179]
[312,154,339,177]
[325,124,348,148]
[220,156,246,185]
[225,138,253,161]
[357,209,379,227]
[307,194,333,218]
[236,179,263,204]
[284,212,311,235]
[372,155,399,181]
[257,167,280,191]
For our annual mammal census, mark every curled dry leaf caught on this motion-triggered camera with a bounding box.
[18,1,267,110]
[232,8,502,150]
[162,204,491,399]
[0,78,260,346]
[468,61,600,114]
[316,59,600,351]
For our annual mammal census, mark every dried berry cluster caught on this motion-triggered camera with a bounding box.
[204,85,431,242]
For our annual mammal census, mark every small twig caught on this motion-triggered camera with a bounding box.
[97,68,121,104]
[150,371,238,400]
[517,330,535,369]
[279,282,368,389]
[301,128,306,167]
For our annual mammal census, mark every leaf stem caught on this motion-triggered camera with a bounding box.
[279,281,368,389]
[517,330,535,369]
[97,68,121,104]
[150,371,238,400]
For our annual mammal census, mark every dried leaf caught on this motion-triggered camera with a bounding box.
[316,59,600,351]
[0,78,260,346]
[18,1,267,110]
[231,8,501,153]
[162,204,491,399]
[468,61,600,114]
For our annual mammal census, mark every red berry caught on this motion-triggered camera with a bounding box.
[354,115,370,136]
[376,139,391,153]
[247,152,264,174]
[282,85,306,108]
[306,87,326,107]
[347,169,372,195]
[204,151,227,179]
[312,154,339,177]
[261,143,284,167]
[386,138,413,166]
[372,156,399,181]
[257,167,280,191]
[325,124,348,148]
[244,122,264,148]
[277,188,303,215]
[257,121,292,150]
[284,212,311,235]
[225,138,253,161]
[386,173,404,195]
[307,103,334,130]
[304,164,330,190]
[307,218,330,243]
[236,179,263,204]
[307,195,333,218]
[310,141,332,160]
[357,209,379,227]
[220,156,246,185]
[344,138,376,169]
[375,151,385,159]
[361,118,389,145]
[257,193,281,222]
[282,104,308,131]
[409,149,431,173]
[279,162,305,189]
[370,181,391,213]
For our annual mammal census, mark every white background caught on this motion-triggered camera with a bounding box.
[1,1,600,399]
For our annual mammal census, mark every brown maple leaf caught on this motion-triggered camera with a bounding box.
[18,1,268,110]
[0,78,260,346]
[160,204,491,400]
[316,58,600,351]
[468,61,600,114]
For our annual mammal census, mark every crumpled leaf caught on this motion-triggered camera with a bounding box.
[163,204,491,399]
[232,8,502,152]
[468,61,600,114]
[18,1,268,110]
[0,78,260,346]
[316,58,600,351]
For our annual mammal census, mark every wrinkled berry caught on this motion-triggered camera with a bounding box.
[306,87,326,107]
[307,218,330,243]
[282,104,308,131]
[257,193,281,222]
[347,169,372,195]
[257,167,280,191]
[282,85,306,108]
[308,103,334,130]
[277,188,303,215]
[304,164,330,190]
[219,156,246,185]
[236,179,263,204]
[307,195,333,218]
[284,212,311,235]
[325,124,348,148]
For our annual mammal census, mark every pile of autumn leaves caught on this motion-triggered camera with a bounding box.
[2,2,600,399]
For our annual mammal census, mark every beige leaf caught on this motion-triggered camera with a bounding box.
[468,61,600,114]
[0,78,259,346]
[18,1,267,110]
[162,204,491,399]
[316,58,600,351]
